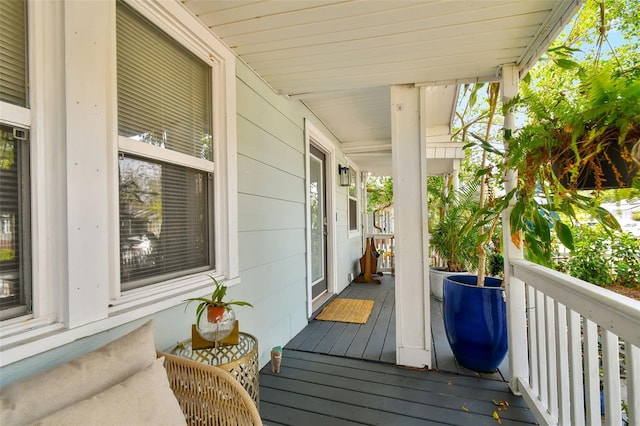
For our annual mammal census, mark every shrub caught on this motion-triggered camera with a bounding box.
[611,232,640,288]
[564,225,640,289]
[566,226,613,287]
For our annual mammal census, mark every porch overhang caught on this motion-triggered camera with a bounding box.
[183,0,583,173]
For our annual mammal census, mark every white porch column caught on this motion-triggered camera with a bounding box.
[391,85,431,368]
[501,65,528,394]
[452,160,460,192]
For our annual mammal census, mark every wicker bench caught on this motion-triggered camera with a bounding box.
[161,351,263,426]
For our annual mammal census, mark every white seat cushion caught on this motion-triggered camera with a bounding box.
[32,357,186,426]
[0,320,157,425]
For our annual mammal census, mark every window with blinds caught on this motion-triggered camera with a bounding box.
[116,1,214,289]
[0,0,28,107]
[348,168,358,232]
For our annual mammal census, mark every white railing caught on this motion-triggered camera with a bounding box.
[508,259,640,426]
[369,233,394,272]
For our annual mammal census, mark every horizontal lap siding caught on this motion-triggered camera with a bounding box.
[235,61,310,367]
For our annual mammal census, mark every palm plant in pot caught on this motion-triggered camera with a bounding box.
[438,82,512,373]
[428,176,480,300]
[185,276,253,342]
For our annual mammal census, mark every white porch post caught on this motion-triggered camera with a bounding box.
[452,161,460,192]
[501,64,529,394]
[391,85,431,368]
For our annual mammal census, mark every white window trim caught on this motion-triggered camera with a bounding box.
[347,161,361,238]
[304,120,338,318]
[111,0,239,303]
[0,0,239,367]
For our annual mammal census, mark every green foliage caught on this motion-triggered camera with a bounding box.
[511,61,640,192]
[611,232,640,287]
[565,226,614,286]
[458,0,640,267]
[562,225,640,288]
[366,176,393,213]
[0,249,16,261]
[487,252,504,278]
[430,181,481,272]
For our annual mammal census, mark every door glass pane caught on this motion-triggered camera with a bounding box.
[309,156,324,282]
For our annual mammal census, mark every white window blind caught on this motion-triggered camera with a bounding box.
[116,1,212,160]
[116,1,214,289]
[0,0,28,107]
[119,155,211,287]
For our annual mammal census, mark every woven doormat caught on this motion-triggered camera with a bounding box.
[316,298,375,324]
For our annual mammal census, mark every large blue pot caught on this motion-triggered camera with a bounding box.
[443,275,507,372]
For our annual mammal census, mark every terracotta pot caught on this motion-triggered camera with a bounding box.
[207,305,226,323]
[198,307,236,342]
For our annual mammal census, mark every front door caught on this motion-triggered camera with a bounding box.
[309,145,328,300]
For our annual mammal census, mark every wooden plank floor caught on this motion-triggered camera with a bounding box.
[285,274,508,380]
[259,274,531,424]
[259,349,537,425]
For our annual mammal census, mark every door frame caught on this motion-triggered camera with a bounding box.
[304,120,337,318]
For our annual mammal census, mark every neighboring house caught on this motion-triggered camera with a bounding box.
[1,0,586,394]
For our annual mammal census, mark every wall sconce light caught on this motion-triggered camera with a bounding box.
[338,164,350,187]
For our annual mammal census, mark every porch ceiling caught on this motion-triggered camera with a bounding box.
[182,0,581,175]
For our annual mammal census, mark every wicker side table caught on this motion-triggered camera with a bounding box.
[170,332,259,406]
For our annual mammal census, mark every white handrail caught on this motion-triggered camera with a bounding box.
[511,259,640,347]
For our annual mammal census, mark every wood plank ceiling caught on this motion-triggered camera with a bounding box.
[182,0,582,175]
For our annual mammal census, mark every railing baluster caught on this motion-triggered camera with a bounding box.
[536,290,549,409]
[545,295,558,420]
[527,285,539,397]
[568,310,585,425]
[584,320,602,426]
[555,302,570,425]
[627,343,639,425]
[602,330,621,426]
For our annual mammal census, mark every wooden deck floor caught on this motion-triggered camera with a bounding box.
[284,274,508,380]
[259,350,535,425]
[259,274,533,425]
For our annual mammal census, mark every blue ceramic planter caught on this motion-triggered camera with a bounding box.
[443,275,507,372]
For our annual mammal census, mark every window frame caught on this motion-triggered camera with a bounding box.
[115,1,217,291]
[347,162,360,237]
[109,0,239,306]
[0,0,239,365]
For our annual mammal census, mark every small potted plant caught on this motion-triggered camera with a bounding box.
[185,276,253,342]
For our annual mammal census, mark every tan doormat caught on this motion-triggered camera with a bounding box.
[316,298,375,324]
